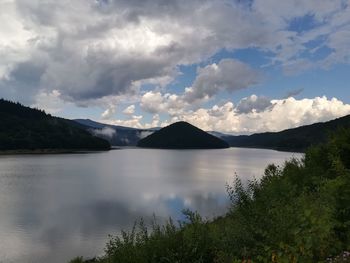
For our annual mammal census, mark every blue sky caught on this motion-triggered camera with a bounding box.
[0,0,349,133]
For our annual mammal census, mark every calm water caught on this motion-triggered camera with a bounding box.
[0,148,301,263]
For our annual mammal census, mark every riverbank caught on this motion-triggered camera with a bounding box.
[0,148,112,155]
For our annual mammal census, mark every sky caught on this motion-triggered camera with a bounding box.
[0,0,349,134]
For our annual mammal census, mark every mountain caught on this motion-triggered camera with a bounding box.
[222,114,350,152]
[207,131,230,138]
[0,99,110,151]
[137,121,229,149]
[75,119,141,131]
[74,119,157,146]
[74,119,107,129]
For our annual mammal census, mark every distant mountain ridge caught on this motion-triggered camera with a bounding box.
[74,119,158,146]
[75,119,141,130]
[221,114,350,152]
[75,115,350,151]
[0,99,110,151]
[137,121,229,149]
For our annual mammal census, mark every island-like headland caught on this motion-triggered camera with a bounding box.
[137,121,229,149]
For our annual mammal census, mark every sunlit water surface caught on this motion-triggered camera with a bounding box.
[0,148,302,263]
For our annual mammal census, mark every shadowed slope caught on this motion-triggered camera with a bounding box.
[0,99,110,151]
[222,114,350,152]
[137,121,229,149]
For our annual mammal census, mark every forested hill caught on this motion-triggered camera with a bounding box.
[222,114,350,152]
[137,121,229,149]
[0,99,110,151]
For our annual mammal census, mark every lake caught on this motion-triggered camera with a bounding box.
[0,147,302,263]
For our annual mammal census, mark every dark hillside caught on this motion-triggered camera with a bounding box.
[0,99,110,151]
[137,121,229,149]
[222,114,350,152]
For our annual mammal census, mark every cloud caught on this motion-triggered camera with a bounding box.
[139,131,154,139]
[140,91,185,115]
[31,89,65,114]
[0,0,349,110]
[139,59,261,115]
[105,115,144,129]
[91,127,116,139]
[184,59,261,103]
[103,113,161,130]
[0,0,183,103]
[134,88,350,133]
[100,93,350,135]
[147,114,160,128]
[235,95,272,114]
[123,105,135,115]
[101,105,116,120]
[247,0,350,74]
[140,92,164,114]
[158,96,350,134]
[2,1,348,121]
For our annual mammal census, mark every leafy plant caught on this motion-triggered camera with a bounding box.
[71,128,350,262]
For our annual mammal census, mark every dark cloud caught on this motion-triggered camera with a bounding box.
[1,0,268,105]
[184,59,261,103]
[0,61,45,105]
[0,0,348,108]
[236,95,272,114]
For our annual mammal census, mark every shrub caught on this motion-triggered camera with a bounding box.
[72,129,350,262]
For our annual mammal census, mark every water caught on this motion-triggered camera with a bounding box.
[0,147,301,263]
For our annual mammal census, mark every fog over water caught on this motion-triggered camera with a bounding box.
[0,148,302,263]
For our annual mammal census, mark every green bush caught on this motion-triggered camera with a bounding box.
[73,129,350,262]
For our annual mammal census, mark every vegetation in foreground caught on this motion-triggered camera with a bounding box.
[71,129,350,262]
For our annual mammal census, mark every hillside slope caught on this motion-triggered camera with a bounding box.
[0,99,110,151]
[74,119,157,146]
[222,114,350,152]
[137,121,229,149]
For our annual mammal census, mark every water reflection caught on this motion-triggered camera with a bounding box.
[0,148,301,263]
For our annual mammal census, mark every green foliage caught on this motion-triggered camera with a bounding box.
[72,129,350,262]
[69,257,85,263]
[0,98,110,150]
[137,121,229,149]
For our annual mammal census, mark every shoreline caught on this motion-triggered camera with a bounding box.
[0,148,113,155]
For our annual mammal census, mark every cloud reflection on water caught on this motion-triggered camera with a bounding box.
[0,148,301,262]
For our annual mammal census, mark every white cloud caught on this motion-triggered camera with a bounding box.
[101,105,116,120]
[140,91,186,115]
[104,113,159,130]
[140,91,164,114]
[101,95,350,134]
[31,89,66,114]
[140,59,261,114]
[0,1,35,79]
[123,105,135,115]
[160,96,350,134]
[145,114,160,129]
[104,115,144,129]
[91,127,116,139]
